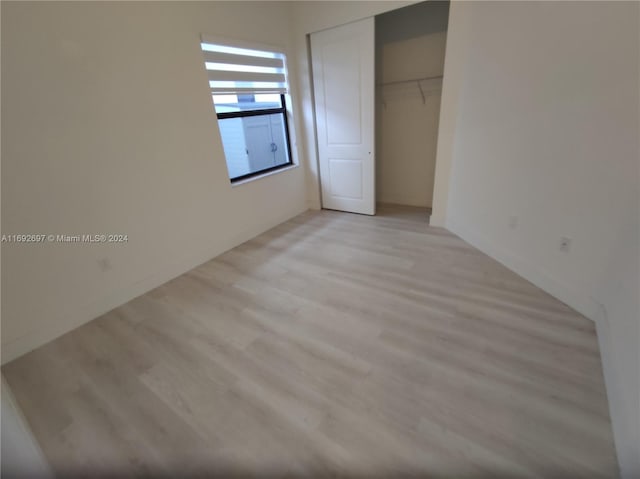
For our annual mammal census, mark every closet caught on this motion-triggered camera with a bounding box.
[310,1,449,217]
[376,1,450,213]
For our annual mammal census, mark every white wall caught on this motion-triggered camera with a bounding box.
[1,1,307,363]
[376,2,448,207]
[290,1,417,210]
[441,2,639,477]
[431,0,471,227]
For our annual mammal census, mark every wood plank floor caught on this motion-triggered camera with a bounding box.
[2,205,618,478]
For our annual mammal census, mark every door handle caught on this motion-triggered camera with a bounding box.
[270,142,278,153]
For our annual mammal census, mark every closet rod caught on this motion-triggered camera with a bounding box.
[378,75,443,108]
[378,74,443,87]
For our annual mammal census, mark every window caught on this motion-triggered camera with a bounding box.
[201,37,294,182]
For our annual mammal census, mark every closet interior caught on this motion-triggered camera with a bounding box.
[375,1,450,217]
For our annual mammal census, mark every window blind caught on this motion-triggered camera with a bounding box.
[200,37,288,95]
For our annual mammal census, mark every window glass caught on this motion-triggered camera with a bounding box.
[218,111,290,179]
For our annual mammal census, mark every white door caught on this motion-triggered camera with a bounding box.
[311,18,375,215]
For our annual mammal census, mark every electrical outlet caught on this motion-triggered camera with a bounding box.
[559,237,572,253]
[508,216,518,229]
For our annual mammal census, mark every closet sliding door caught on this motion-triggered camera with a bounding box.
[311,19,375,216]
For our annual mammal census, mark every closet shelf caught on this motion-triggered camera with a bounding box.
[378,75,443,106]
[378,74,443,87]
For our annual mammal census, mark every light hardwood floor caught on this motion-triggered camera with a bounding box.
[3,205,618,478]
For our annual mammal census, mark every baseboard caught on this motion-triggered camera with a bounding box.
[1,205,308,365]
[377,195,431,209]
[307,198,321,210]
[446,215,602,322]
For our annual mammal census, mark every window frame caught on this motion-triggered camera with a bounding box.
[215,94,294,184]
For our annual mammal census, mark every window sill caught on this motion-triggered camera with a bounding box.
[231,164,299,187]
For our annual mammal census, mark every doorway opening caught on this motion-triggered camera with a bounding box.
[309,1,450,220]
[375,1,450,223]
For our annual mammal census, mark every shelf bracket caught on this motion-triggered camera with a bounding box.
[417,81,426,105]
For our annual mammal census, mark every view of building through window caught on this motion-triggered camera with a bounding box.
[202,40,293,182]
